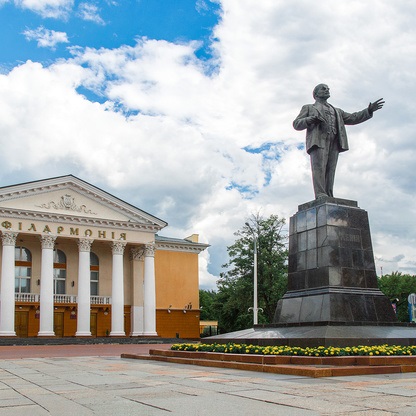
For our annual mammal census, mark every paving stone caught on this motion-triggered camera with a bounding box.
[0,345,416,415]
[0,393,33,407]
[0,404,51,416]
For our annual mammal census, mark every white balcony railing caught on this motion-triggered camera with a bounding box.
[54,295,76,303]
[91,296,111,305]
[15,293,40,302]
[15,293,111,305]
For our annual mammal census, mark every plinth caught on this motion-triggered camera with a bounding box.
[207,198,416,347]
[274,197,396,324]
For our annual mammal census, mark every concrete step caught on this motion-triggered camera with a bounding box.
[121,349,416,378]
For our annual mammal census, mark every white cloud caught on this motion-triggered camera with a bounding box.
[77,2,105,25]
[14,0,73,18]
[2,0,416,289]
[196,0,209,14]
[23,26,69,49]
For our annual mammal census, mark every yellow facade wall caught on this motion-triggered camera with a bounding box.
[154,249,201,338]
[155,250,200,311]
[156,309,200,339]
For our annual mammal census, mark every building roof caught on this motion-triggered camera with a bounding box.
[0,174,168,231]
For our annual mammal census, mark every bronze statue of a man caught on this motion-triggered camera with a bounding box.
[293,84,384,199]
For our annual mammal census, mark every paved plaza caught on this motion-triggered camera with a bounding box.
[0,344,416,415]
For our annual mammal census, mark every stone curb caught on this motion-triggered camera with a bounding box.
[121,349,416,378]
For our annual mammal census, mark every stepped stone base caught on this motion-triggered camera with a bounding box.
[205,323,416,347]
[122,348,416,378]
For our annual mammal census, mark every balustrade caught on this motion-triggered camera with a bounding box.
[91,296,112,305]
[14,293,111,305]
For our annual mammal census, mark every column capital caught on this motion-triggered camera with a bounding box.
[130,246,145,261]
[40,234,57,249]
[78,238,94,252]
[111,241,127,255]
[144,243,155,257]
[1,231,18,246]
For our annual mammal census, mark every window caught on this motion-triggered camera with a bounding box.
[53,249,66,295]
[90,252,99,296]
[15,247,32,293]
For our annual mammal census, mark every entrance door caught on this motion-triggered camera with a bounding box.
[15,311,29,337]
[54,312,64,337]
[90,313,97,337]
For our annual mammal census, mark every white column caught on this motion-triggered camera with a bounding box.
[110,241,126,336]
[38,234,57,336]
[0,231,18,336]
[130,246,145,336]
[143,243,158,336]
[76,238,93,336]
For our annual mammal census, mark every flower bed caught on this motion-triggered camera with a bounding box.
[171,343,416,357]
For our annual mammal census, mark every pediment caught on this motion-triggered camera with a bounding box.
[0,175,167,230]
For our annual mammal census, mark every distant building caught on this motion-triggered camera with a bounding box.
[199,321,218,337]
[0,175,208,339]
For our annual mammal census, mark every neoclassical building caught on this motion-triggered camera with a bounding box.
[0,175,208,338]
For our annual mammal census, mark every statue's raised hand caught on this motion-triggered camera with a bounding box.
[368,98,385,114]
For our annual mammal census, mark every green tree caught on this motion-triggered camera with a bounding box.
[199,289,219,321]
[215,213,288,333]
[378,272,416,322]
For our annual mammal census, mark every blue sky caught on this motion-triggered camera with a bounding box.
[1,0,416,289]
[1,0,220,69]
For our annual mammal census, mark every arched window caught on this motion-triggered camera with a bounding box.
[15,247,32,293]
[53,249,66,295]
[90,252,99,296]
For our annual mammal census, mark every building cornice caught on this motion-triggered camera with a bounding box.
[155,241,209,253]
[0,208,163,232]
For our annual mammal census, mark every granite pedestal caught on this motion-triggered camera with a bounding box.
[207,198,416,347]
[274,197,396,324]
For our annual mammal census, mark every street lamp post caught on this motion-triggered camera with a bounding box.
[245,222,262,325]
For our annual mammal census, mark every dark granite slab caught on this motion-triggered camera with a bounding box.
[298,197,358,211]
[206,324,416,347]
[275,199,397,325]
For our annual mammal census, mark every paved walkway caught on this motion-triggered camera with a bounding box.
[0,344,416,415]
[0,343,172,359]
